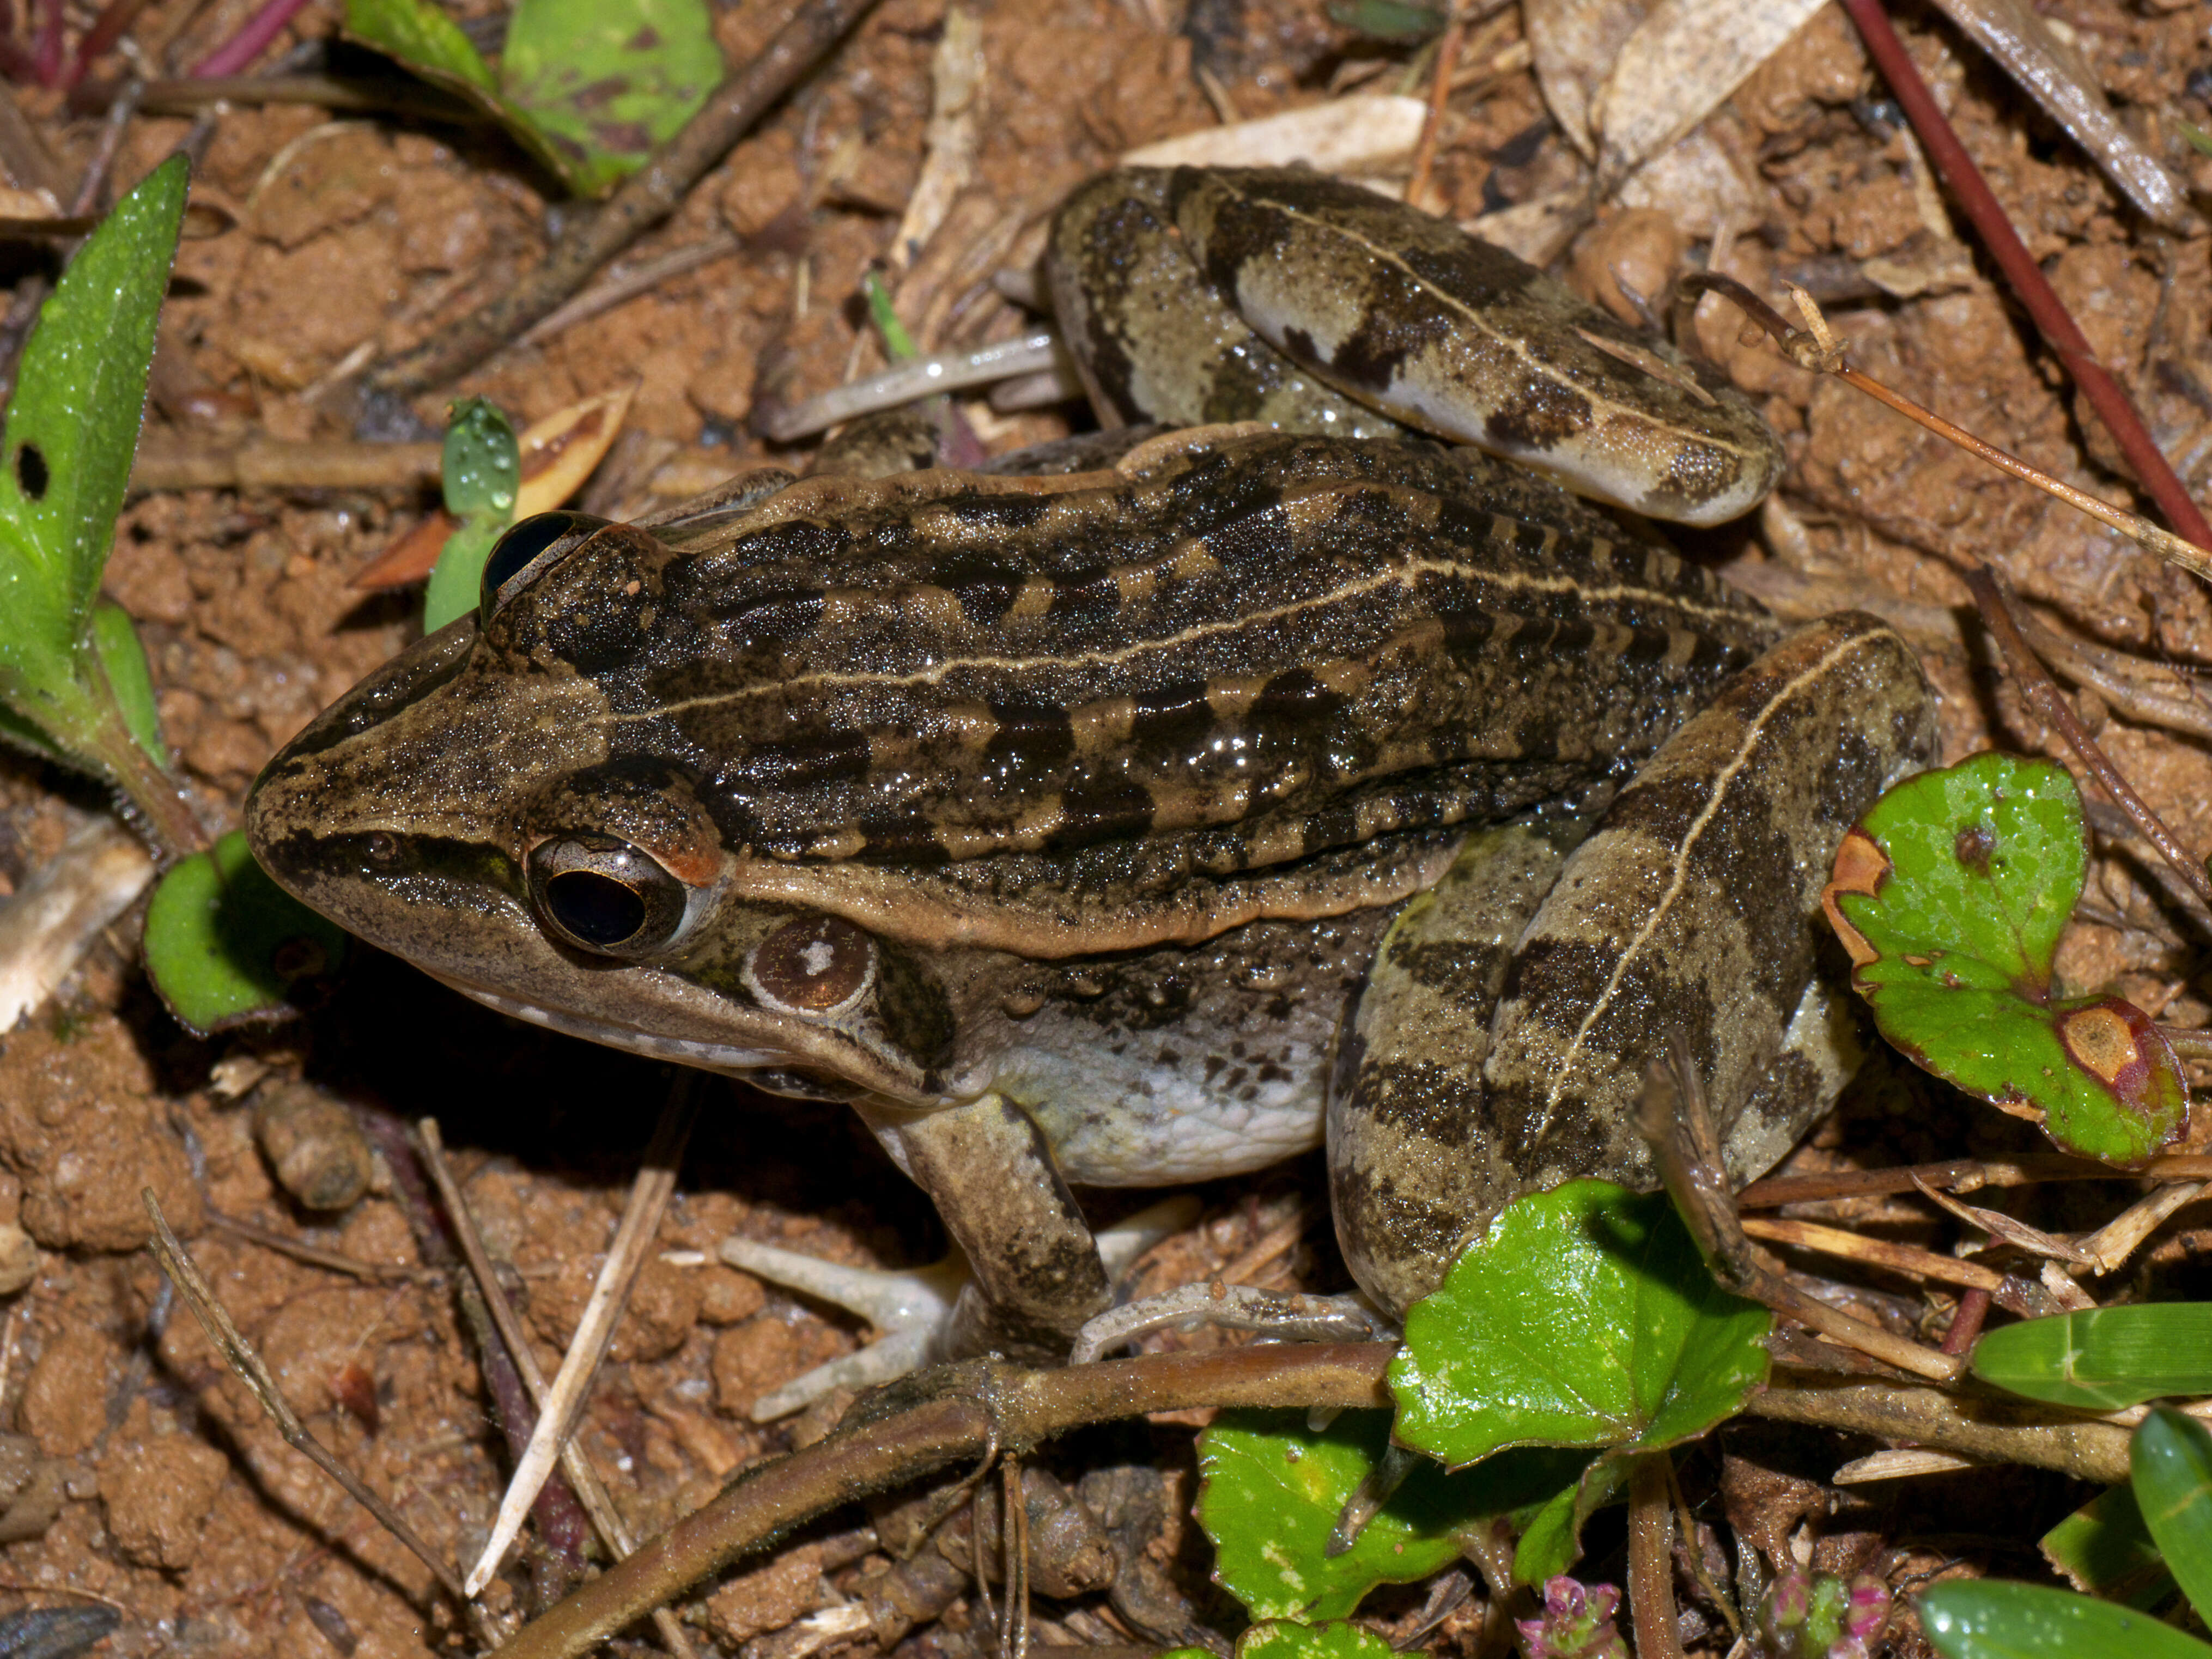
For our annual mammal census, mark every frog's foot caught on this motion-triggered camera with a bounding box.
[719,1196,1201,1420]
[1070,1283,1394,1365]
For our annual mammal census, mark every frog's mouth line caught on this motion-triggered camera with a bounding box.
[435,975,798,1078]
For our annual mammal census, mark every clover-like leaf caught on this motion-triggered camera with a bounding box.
[143,831,348,1034]
[1918,1581,2212,1659]
[1196,1410,1585,1620]
[1392,1182,1769,1469]
[1972,1305,2212,1411]
[346,0,717,198]
[1233,1622,1399,1659]
[1824,752,2186,1165]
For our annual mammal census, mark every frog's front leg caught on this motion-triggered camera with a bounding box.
[859,1093,1114,1360]
[1332,613,1938,1316]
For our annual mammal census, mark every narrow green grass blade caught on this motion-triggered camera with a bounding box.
[1973,1307,2212,1409]
[2134,1407,2212,1622]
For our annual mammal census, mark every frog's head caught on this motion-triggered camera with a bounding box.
[245,512,969,1107]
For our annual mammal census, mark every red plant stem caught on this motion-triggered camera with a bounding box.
[66,0,150,86]
[32,0,59,87]
[1837,0,2212,551]
[1941,1287,1991,1355]
[186,0,308,78]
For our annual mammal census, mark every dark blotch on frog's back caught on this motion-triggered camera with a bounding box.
[1484,379,1598,454]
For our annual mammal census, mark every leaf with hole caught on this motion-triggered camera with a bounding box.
[1196,1410,1585,1619]
[1918,1581,2212,1659]
[1972,1305,2212,1410]
[143,831,348,1034]
[1824,752,2186,1165]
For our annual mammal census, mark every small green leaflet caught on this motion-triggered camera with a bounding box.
[1972,1305,2212,1411]
[344,0,720,197]
[422,397,520,633]
[2132,1406,2212,1622]
[1918,1581,2212,1659]
[1196,1411,1586,1619]
[1825,753,2186,1165]
[143,831,348,1034]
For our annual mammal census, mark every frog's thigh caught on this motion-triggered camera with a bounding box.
[859,1095,1112,1362]
[1327,805,1603,1317]
[1482,612,1936,1219]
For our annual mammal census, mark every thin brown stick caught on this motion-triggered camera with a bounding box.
[1679,271,2212,588]
[1968,564,2212,913]
[1403,5,1467,215]
[1627,1455,1684,1659]
[493,1344,1399,1659]
[366,0,882,397]
[205,1208,441,1284]
[1739,1216,2009,1293]
[1836,0,2212,555]
[141,1190,488,1637]
[466,1079,700,1596]
[1741,1153,2212,1207]
[416,1120,698,1659]
[1747,1376,2130,1485]
[130,436,443,493]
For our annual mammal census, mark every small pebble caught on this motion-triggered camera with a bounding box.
[253,1080,374,1211]
[0,1224,37,1297]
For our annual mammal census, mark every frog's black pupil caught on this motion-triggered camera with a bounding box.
[543,870,646,947]
[480,512,604,612]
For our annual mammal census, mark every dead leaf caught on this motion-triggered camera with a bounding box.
[1122,95,1429,173]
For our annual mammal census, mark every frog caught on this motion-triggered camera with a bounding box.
[244,167,1936,1412]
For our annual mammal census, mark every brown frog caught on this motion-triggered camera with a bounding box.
[244,168,1934,1413]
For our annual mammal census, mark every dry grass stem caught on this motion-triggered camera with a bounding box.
[1739,1215,2011,1292]
[464,1079,701,1596]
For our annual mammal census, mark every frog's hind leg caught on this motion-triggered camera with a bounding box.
[1330,613,1938,1319]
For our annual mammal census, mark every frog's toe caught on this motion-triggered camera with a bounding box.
[716,1238,967,1421]
[1071,1283,1393,1364]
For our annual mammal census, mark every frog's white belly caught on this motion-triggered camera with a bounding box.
[981,910,1389,1185]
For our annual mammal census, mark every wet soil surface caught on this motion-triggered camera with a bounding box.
[4,0,2212,1654]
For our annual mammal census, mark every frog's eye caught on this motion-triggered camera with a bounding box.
[480,511,610,622]
[743,916,877,1019]
[527,835,690,957]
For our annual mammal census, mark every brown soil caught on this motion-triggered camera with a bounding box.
[2,0,2211,1655]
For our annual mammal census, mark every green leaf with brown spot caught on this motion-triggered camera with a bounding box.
[1823,752,2186,1166]
[501,0,721,197]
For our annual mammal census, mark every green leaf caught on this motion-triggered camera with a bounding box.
[423,398,519,633]
[1233,1622,1397,1659]
[441,396,520,520]
[0,155,186,744]
[499,0,720,197]
[2040,1485,2175,1611]
[342,0,497,93]
[1512,1456,1629,1585]
[2135,1406,2212,1621]
[1390,1181,1770,1468]
[1828,752,2187,1165]
[1324,0,1447,41]
[1196,1410,1585,1620]
[1973,1306,2212,1411]
[90,600,166,768]
[1918,1581,2212,1659]
[143,830,348,1035]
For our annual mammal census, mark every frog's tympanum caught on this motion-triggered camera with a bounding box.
[246,168,1935,1400]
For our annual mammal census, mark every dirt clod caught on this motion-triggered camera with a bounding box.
[100,1435,229,1570]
